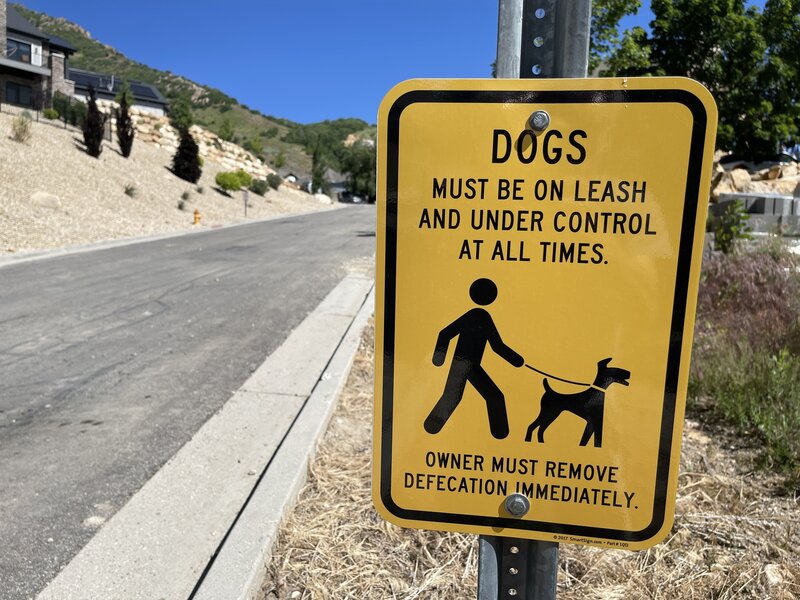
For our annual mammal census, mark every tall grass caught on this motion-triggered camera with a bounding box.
[690,239,800,487]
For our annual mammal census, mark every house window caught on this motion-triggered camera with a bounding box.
[6,39,32,64]
[5,81,33,107]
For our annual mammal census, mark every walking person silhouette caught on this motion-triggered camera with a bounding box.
[424,278,524,439]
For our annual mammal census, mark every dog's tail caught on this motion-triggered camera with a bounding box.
[543,378,552,394]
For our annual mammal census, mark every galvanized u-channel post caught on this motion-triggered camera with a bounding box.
[478,1,592,599]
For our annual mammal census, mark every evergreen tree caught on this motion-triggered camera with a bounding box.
[115,82,135,158]
[172,128,202,183]
[169,97,193,131]
[82,85,106,158]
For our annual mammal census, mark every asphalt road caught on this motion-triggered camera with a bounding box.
[0,206,375,600]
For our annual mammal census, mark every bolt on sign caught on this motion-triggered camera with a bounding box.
[372,78,718,550]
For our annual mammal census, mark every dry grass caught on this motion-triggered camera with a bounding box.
[262,323,800,599]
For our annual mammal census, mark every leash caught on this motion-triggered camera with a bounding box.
[524,363,591,387]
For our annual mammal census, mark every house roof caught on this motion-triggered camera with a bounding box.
[68,68,169,108]
[6,6,49,40]
[6,7,76,54]
[48,35,76,54]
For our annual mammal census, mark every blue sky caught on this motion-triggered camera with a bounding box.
[18,1,763,125]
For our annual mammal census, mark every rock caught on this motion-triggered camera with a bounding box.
[764,564,783,588]
[711,172,738,201]
[743,175,800,196]
[781,162,798,178]
[730,168,753,190]
[31,191,61,209]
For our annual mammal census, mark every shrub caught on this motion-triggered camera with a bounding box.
[43,108,59,120]
[218,118,234,142]
[68,101,87,127]
[249,179,268,196]
[172,128,202,183]
[243,136,263,157]
[82,85,106,158]
[712,201,750,254]
[11,113,32,143]
[181,190,190,201]
[267,173,282,190]
[216,171,244,193]
[115,83,135,158]
[234,170,252,188]
[124,184,137,197]
[178,200,186,211]
[196,185,205,194]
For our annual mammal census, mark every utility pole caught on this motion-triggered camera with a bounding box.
[478,2,592,598]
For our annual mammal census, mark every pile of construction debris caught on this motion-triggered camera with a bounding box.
[709,152,800,234]
[712,152,800,201]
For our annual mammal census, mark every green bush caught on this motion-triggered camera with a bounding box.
[267,173,282,190]
[43,108,59,120]
[68,101,87,127]
[712,201,751,254]
[249,179,268,196]
[231,170,251,188]
[124,184,137,197]
[11,113,32,143]
[216,171,244,193]
[243,136,263,157]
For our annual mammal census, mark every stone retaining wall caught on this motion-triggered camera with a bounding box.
[95,100,274,180]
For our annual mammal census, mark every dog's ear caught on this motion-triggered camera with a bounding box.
[599,357,612,366]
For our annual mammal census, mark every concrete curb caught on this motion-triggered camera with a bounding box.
[37,273,374,600]
[191,283,375,600]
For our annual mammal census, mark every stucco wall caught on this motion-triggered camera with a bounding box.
[0,0,7,55]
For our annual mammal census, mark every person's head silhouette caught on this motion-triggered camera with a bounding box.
[470,278,497,306]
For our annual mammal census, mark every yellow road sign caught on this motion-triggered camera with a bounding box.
[373,78,717,550]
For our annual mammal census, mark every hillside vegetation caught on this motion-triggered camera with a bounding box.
[12,3,374,179]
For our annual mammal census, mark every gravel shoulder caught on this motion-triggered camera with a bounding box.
[0,112,332,256]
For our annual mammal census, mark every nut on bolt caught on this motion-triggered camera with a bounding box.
[529,110,551,132]
[505,493,530,517]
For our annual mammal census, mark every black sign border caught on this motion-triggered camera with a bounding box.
[380,87,709,542]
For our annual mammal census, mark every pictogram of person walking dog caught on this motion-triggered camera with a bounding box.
[424,278,631,447]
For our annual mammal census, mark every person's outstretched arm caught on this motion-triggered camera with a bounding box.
[486,319,524,367]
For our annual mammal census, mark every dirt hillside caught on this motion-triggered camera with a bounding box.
[0,111,331,256]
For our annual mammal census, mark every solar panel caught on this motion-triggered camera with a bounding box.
[130,84,158,100]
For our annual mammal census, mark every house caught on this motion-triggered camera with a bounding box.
[0,0,75,108]
[68,68,170,116]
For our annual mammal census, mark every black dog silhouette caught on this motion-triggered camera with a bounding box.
[524,358,630,448]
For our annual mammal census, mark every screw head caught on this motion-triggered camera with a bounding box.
[505,493,530,517]
[529,110,550,132]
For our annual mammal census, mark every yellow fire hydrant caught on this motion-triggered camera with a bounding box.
[193,209,201,225]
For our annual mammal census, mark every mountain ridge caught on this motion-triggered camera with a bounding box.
[11,3,372,178]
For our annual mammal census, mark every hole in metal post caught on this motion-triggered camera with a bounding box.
[535,8,545,18]
[534,36,544,47]
[510,546,520,554]
[532,65,542,75]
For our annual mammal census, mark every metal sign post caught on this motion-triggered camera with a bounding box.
[480,1,592,598]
